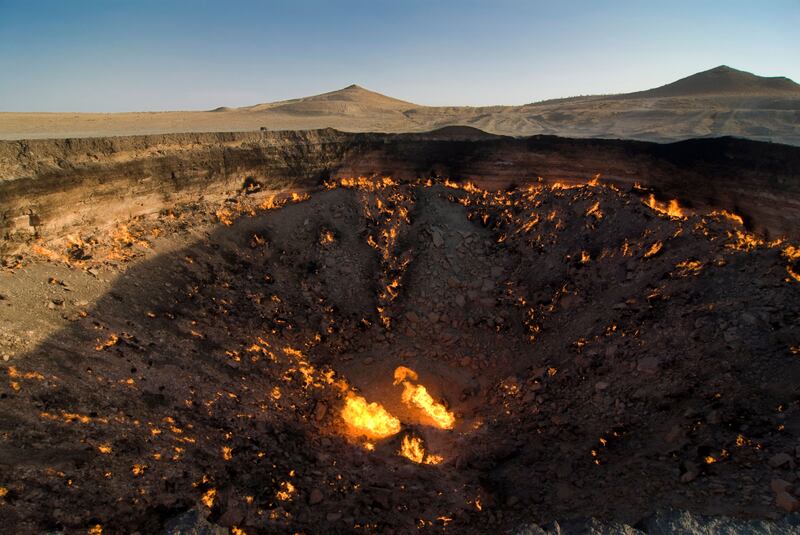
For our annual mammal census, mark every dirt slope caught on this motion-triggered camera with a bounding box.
[0,180,798,534]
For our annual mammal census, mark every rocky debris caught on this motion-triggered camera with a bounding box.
[1,181,799,534]
[162,509,228,535]
[769,453,797,470]
[514,510,800,534]
[636,356,660,374]
[771,479,793,494]
[776,492,800,513]
[308,488,324,505]
[314,402,327,422]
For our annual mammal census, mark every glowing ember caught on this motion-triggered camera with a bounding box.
[710,209,744,226]
[393,366,455,429]
[95,334,119,351]
[319,229,335,245]
[586,201,603,220]
[341,392,401,439]
[674,259,703,276]
[784,245,800,282]
[7,367,45,380]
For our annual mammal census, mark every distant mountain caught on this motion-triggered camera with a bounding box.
[622,65,800,98]
[240,84,417,114]
[3,67,799,145]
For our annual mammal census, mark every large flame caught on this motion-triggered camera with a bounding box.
[341,392,401,439]
[393,366,455,430]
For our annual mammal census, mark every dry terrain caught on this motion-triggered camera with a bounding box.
[0,179,799,534]
[1,65,799,534]
[2,66,799,145]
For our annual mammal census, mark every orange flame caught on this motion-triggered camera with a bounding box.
[201,488,217,508]
[393,367,455,430]
[399,435,443,465]
[341,392,401,439]
[645,194,685,219]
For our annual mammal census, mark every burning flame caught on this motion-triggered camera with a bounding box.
[276,481,296,501]
[328,176,398,191]
[341,392,401,439]
[201,488,217,508]
[643,241,663,258]
[645,194,685,219]
[398,435,443,465]
[393,367,455,430]
[710,210,744,226]
[784,245,800,282]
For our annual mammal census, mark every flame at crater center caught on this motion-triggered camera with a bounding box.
[393,366,456,430]
[341,392,401,439]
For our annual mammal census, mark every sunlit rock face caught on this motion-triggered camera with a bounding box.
[1,175,799,533]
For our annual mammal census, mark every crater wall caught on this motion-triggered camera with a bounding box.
[1,128,799,258]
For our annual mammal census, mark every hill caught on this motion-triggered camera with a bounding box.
[1,66,798,145]
[622,65,800,98]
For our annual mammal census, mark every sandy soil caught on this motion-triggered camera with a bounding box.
[2,66,799,145]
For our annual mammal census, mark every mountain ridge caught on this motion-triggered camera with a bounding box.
[234,66,800,112]
[2,65,799,144]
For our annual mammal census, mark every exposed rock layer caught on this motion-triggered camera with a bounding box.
[1,128,799,260]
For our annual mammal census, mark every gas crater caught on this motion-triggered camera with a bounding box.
[1,177,800,534]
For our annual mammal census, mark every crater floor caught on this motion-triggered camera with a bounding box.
[0,179,799,534]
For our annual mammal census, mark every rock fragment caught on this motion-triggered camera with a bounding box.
[775,491,800,512]
[309,488,324,505]
[637,357,660,374]
[769,453,796,470]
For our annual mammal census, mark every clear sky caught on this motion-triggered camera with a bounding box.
[1,0,798,112]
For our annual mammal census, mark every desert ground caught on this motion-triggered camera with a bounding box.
[1,179,799,533]
[2,66,799,145]
[1,64,800,534]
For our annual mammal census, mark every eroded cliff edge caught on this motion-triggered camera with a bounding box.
[1,127,799,259]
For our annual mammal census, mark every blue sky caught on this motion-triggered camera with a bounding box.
[0,0,798,111]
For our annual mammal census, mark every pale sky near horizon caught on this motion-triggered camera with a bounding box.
[0,0,798,112]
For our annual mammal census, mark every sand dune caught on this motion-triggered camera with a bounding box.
[1,66,798,144]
